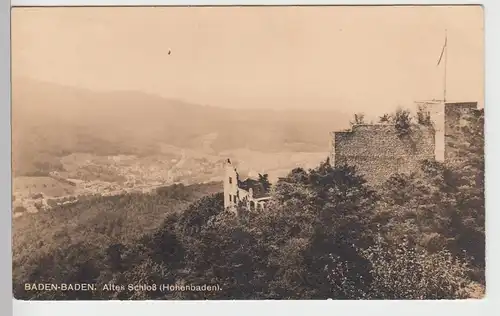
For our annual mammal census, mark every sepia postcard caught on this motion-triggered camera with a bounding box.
[11,5,485,300]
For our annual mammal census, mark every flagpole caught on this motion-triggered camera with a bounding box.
[443,29,447,102]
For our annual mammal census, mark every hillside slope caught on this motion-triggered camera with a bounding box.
[12,181,222,294]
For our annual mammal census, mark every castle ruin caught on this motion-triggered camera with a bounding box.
[223,159,271,212]
[330,101,480,186]
[223,101,480,210]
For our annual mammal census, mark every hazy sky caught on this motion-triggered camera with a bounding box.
[12,6,484,114]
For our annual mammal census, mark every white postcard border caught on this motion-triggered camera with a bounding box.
[2,1,499,315]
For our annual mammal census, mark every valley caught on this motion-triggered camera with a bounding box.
[11,77,337,218]
[12,142,328,218]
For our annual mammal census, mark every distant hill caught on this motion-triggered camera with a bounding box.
[12,77,350,176]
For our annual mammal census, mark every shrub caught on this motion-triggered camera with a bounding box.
[393,108,412,136]
[326,236,476,299]
[416,104,433,126]
[362,237,475,299]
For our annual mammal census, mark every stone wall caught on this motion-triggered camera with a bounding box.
[444,102,479,161]
[331,124,435,186]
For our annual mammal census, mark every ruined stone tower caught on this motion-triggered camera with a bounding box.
[330,101,479,185]
[425,101,479,162]
[223,159,239,211]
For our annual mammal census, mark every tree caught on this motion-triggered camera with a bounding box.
[447,108,485,271]
[393,108,412,136]
[379,113,392,123]
[14,242,102,300]
[261,159,378,298]
[350,113,365,126]
[182,209,269,299]
[258,173,271,192]
[175,193,224,237]
[325,236,480,299]
[106,243,125,271]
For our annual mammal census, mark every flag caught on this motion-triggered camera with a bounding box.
[437,35,447,66]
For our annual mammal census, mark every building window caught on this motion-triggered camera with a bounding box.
[229,195,232,202]
[229,177,232,184]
